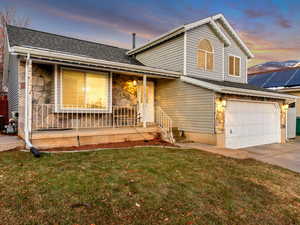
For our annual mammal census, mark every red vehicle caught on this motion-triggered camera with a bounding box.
[0,94,8,130]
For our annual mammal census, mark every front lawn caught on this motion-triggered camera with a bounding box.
[0,147,300,225]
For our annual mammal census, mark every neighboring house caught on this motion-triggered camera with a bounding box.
[249,67,300,136]
[2,14,295,150]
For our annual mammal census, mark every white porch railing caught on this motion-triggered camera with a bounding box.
[32,104,140,131]
[155,106,175,143]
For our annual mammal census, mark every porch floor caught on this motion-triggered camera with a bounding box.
[31,126,160,149]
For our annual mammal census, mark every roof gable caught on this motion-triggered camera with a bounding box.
[6,25,142,66]
[127,14,254,58]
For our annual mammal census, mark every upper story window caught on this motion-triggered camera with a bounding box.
[197,39,213,71]
[228,55,241,76]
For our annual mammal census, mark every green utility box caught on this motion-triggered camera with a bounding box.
[297,117,300,136]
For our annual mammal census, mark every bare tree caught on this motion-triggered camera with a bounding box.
[0,7,30,28]
[0,7,30,91]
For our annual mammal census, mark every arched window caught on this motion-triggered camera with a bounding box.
[197,39,213,71]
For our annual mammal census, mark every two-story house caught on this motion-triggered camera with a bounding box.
[2,14,295,150]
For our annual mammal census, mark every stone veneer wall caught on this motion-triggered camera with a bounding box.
[18,61,25,138]
[19,62,54,136]
[32,65,140,106]
[32,64,54,105]
[112,74,138,106]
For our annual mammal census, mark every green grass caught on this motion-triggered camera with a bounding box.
[0,147,300,225]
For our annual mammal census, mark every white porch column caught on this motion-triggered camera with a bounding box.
[24,54,33,148]
[143,75,147,128]
[28,59,33,135]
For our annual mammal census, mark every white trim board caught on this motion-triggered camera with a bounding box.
[183,32,187,76]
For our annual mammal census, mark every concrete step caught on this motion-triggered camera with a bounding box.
[31,127,160,149]
[172,127,186,142]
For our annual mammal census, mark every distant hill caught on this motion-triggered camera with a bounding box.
[248,60,300,74]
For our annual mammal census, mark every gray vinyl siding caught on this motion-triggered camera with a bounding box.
[186,24,224,81]
[135,35,184,72]
[7,54,19,115]
[2,33,10,90]
[216,20,248,83]
[156,79,215,133]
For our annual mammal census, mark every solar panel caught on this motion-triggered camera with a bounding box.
[264,70,297,88]
[286,69,300,87]
[248,72,274,88]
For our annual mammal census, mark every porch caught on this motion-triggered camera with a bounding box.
[22,60,175,148]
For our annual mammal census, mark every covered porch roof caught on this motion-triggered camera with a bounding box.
[12,46,180,79]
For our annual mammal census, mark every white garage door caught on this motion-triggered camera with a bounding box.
[225,101,281,149]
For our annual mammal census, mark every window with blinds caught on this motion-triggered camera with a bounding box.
[228,55,241,76]
[61,69,110,109]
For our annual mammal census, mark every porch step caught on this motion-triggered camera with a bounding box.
[172,127,186,143]
[31,126,161,149]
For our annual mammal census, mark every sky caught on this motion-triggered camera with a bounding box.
[1,0,300,67]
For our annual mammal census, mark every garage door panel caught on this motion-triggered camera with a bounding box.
[225,101,280,149]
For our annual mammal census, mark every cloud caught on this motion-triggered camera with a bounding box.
[40,6,167,40]
[244,9,265,18]
[240,31,300,66]
[243,3,293,29]
[276,16,292,28]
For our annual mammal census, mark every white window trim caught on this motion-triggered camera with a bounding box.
[228,54,241,77]
[197,39,214,72]
[55,66,112,113]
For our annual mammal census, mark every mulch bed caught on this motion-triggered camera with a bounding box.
[41,138,176,152]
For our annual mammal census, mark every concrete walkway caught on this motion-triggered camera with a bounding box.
[0,136,24,152]
[179,141,300,173]
[178,143,249,159]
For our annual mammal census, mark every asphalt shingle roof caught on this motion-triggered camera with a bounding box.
[189,76,281,94]
[6,25,143,66]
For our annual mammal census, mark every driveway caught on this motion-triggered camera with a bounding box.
[180,140,300,173]
[241,140,300,173]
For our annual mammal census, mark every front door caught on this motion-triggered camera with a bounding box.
[137,81,155,123]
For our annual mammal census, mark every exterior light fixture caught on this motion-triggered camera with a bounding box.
[221,99,226,108]
[216,98,226,112]
[282,104,289,112]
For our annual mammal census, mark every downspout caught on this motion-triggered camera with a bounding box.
[24,53,40,157]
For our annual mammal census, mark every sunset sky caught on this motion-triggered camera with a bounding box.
[1,0,299,67]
